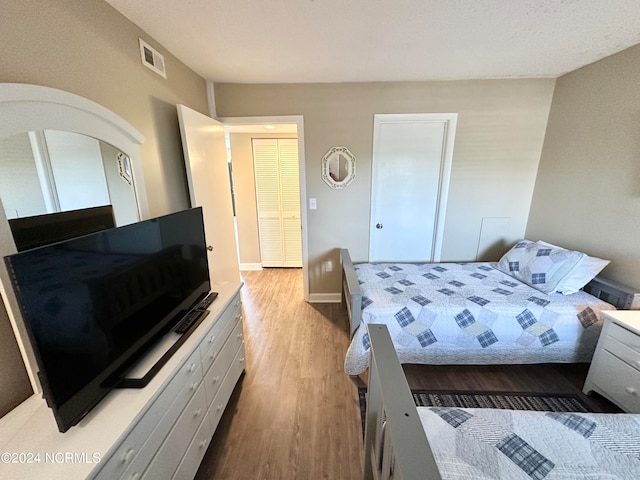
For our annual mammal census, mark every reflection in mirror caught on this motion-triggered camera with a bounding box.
[328,153,349,182]
[322,146,356,189]
[0,130,139,227]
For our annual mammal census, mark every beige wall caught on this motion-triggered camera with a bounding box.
[229,132,298,268]
[215,80,555,294]
[0,0,209,417]
[526,44,640,290]
[1,0,209,218]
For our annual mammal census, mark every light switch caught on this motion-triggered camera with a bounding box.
[309,198,317,210]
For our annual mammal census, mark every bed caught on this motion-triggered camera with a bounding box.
[363,324,640,480]
[342,242,638,375]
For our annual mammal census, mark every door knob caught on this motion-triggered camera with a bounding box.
[207,245,213,251]
[376,223,383,229]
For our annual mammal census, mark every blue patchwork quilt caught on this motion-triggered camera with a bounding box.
[344,262,614,375]
[419,407,640,479]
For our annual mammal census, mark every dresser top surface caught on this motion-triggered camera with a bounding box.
[603,310,640,335]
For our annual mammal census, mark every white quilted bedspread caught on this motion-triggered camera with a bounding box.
[344,262,614,375]
[419,407,640,479]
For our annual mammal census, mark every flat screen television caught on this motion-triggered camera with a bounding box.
[5,207,211,432]
[9,205,116,252]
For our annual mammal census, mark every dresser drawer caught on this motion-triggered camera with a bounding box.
[142,383,208,479]
[207,343,246,433]
[601,323,640,370]
[200,303,241,374]
[93,348,202,480]
[119,365,203,480]
[172,405,215,480]
[600,335,640,372]
[590,350,640,412]
[203,320,243,405]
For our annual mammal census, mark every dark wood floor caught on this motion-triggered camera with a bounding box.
[402,363,620,412]
[195,268,620,479]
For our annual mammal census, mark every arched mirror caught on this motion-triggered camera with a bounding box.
[0,130,139,226]
[0,83,147,392]
[321,146,356,189]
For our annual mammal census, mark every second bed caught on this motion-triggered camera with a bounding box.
[342,242,634,375]
[363,324,640,480]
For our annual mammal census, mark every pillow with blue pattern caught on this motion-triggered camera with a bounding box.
[496,239,534,273]
[497,240,585,293]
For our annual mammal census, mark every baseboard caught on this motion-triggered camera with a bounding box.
[308,293,341,303]
[240,263,263,271]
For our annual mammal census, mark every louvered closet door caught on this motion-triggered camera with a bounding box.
[253,139,302,267]
[278,139,302,266]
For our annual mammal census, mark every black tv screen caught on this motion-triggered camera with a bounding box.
[5,207,210,432]
[9,205,116,252]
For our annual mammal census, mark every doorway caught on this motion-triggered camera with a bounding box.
[221,116,309,300]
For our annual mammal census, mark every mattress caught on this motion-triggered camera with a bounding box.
[344,262,615,375]
[418,407,640,479]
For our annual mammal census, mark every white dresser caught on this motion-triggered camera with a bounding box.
[0,282,244,480]
[583,310,640,412]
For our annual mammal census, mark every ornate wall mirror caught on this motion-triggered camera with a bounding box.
[321,146,356,189]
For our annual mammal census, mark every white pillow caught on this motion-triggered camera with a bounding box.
[497,240,585,294]
[537,241,610,295]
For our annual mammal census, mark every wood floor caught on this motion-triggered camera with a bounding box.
[195,268,620,480]
[195,268,363,480]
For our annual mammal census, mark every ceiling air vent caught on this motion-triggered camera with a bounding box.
[139,38,166,78]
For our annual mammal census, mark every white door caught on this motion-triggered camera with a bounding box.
[252,138,302,267]
[369,114,457,262]
[177,104,240,285]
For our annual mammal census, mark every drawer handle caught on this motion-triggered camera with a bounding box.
[121,448,135,464]
[240,357,245,364]
[194,408,202,418]
[208,335,215,344]
[216,404,223,412]
[237,333,243,340]
[128,473,141,480]
[212,375,220,384]
[189,363,197,373]
[210,351,218,360]
[190,381,199,391]
[625,386,638,396]
[199,439,208,449]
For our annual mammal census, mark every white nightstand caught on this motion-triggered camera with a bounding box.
[583,310,640,412]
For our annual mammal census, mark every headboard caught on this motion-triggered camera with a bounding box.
[583,276,640,310]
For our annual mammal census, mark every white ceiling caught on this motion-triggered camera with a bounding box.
[105,0,640,84]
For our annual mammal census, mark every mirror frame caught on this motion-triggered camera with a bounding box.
[0,83,147,392]
[321,146,356,189]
